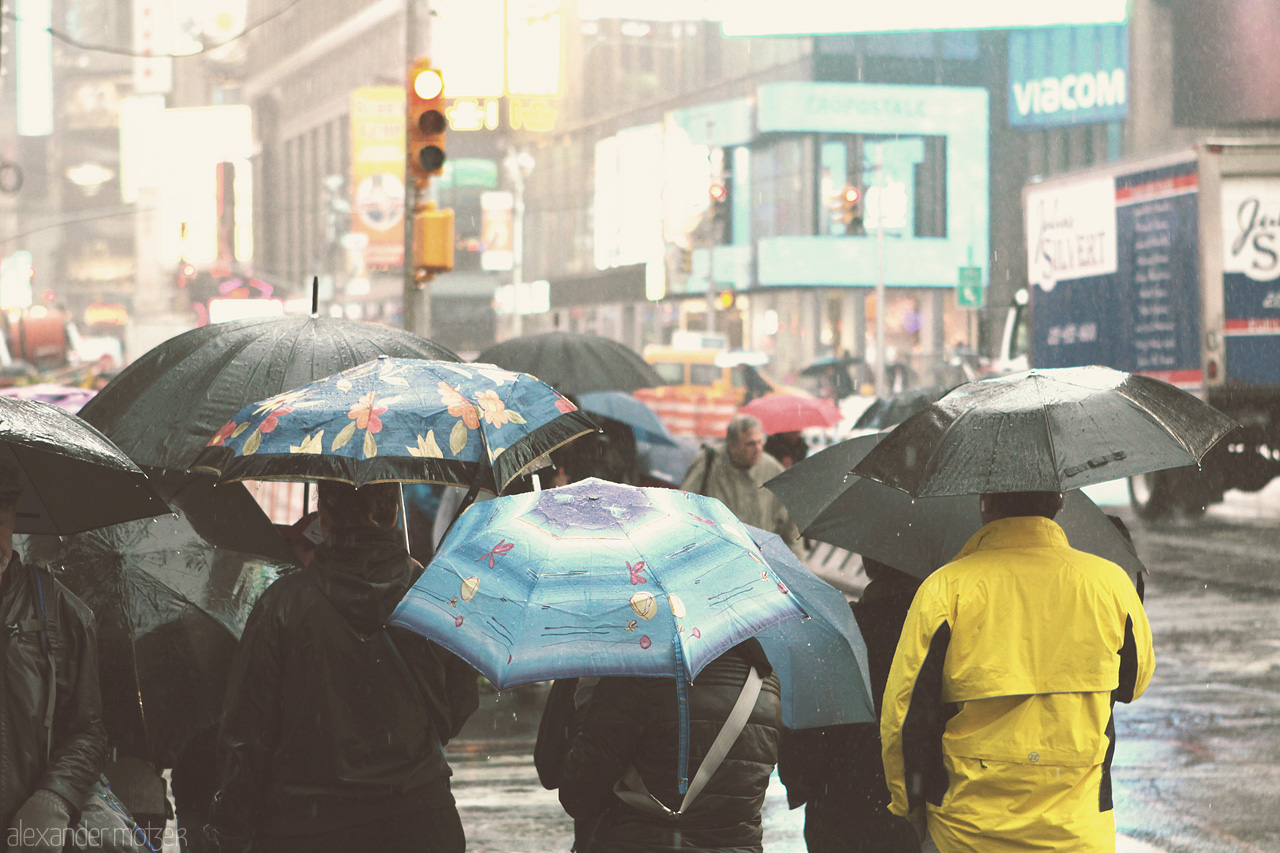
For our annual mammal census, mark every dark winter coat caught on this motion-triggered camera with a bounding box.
[777,570,920,853]
[559,640,782,853]
[208,528,479,848]
[0,556,107,828]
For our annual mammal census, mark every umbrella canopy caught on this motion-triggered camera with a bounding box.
[740,394,841,434]
[78,315,459,472]
[746,525,875,729]
[0,397,169,535]
[766,433,1147,579]
[577,391,677,446]
[799,356,861,378]
[851,366,1239,497]
[477,331,663,396]
[849,385,951,433]
[25,511,285,766]
[0,383,97,413]
[191,358,599,494]
[388,478,807,690]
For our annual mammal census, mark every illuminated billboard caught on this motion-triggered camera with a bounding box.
[721,0,1126,37]
[350,88,406,269]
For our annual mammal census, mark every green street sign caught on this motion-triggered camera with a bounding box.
[957,266,984,308]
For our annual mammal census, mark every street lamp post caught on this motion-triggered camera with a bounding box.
[505,148,535,339]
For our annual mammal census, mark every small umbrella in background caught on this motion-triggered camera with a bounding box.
[0,397,169,535]
[26,512,286,767]
[577,391,677,446]
[740,394,841,434]
[191,357,598,495]
[478,331,663,396]
[766,433,1147,580]
[79,314,460,472]
[746,525,874,729]
[852,366,1238,497]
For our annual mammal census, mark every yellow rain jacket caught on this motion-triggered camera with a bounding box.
[880,516,1154,853]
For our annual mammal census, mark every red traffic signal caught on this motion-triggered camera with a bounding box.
[842,185,861,205]
[709,182,727,201]
[408,61,446,180]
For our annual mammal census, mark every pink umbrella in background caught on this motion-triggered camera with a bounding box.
[739,393,842,434]
[0,383,98,413]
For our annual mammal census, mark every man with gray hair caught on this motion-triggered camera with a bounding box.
[0,459,107,851]
[680,414,802,555]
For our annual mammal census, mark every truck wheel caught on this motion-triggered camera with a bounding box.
[1129,471,1174,520]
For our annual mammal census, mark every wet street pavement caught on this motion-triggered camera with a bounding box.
[444,479,1280,852]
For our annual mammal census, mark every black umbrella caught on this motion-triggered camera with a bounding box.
[79,315,460,472]
[851,366,1238,497]
[0,397,169,534]
[477,331,663,396]
[26,510,288,766]
[849,385,951,433]
[765,433,1146,579]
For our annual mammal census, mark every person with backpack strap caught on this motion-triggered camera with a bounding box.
[558,639,781,853]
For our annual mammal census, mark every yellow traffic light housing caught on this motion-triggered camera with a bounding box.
[407,60,446,181]
[413,204,454,275]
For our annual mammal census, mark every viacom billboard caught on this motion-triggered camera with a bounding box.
[1009,24,1127,128]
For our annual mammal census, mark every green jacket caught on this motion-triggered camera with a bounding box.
[680,444,801,554]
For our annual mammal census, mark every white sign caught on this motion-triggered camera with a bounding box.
[1012,70,1126,121]
[1025,178,1118,291]
[1222,178,1280,283]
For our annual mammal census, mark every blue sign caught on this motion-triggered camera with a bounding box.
[1008,25,1128,128]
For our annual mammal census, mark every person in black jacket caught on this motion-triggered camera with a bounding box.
[559,638,782,853]
[778,557,919,853]
[206,481,479,853]
[1,462,108,853]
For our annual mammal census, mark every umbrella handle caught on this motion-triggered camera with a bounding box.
[399,483,411,554]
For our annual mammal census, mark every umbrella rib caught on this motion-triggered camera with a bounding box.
[1037,375,1061,486]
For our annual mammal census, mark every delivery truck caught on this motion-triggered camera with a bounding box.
[1011,141,1280,517]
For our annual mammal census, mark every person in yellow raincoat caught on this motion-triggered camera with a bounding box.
[880,490,1154,853]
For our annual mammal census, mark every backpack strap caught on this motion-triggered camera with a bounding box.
[697,445,716,496]
[29,564,58,763]
[613,665,763,819]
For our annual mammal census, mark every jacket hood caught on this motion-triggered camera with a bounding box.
[310,528,415,634]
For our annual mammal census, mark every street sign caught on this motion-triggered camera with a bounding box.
[957,266,984,308]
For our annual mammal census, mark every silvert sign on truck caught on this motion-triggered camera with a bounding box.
[1017,141,1280,518]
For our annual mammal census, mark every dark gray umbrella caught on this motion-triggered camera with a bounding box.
[477,332,663,396]
[79,315,459,472]
[26,510,287,766]
[0,397,169,535]
[766,433,1147,579]
[851,366,1238,497]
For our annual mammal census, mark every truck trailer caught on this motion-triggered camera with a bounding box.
[1012,141,1280,517]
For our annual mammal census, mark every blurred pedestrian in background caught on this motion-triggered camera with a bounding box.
[681,414,801,555]
[207,481,479,853]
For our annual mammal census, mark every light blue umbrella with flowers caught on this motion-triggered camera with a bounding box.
[390,477,807,687]
[190,357,598,494]
[388,477,808,792]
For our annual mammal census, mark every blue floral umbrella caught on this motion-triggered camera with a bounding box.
[388,478,807,689]
[190,357,598,494]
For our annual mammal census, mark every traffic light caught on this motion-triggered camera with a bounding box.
[717,289,735,309]
[407,60,446,182]
[709,181,730,244]
[839,185,864,234]
[413,203,454,277]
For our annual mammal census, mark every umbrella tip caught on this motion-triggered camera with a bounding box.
[310,275,320,318]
